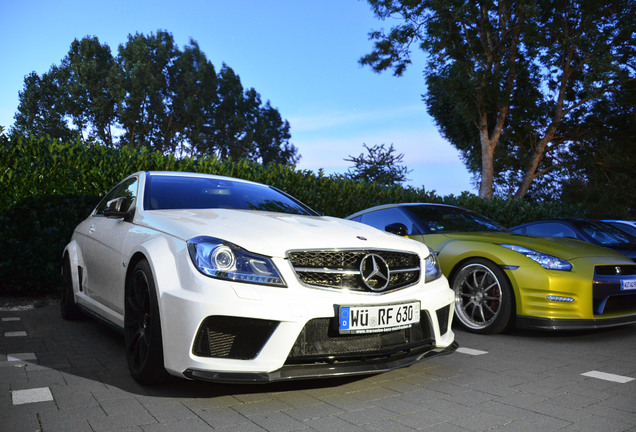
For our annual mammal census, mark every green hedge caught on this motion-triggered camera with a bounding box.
[0,135,585,295]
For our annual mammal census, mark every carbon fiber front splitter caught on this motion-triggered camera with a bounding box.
[182,341,458,384]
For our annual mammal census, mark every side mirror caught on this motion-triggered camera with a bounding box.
[104,197,131,219]
[385,223,408,236]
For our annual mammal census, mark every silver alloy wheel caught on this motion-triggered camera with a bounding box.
[453,262,503,331]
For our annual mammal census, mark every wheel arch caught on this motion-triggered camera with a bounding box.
[123,236,185,371]
[61,240,82,294]
[442,246,521,316]
[125,252,151,288]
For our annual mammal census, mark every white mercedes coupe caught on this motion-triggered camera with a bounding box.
[61,171,457,384]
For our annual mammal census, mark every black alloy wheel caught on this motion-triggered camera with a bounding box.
[124,260,169,384]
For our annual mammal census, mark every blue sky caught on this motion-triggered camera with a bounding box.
[0,0,474,195]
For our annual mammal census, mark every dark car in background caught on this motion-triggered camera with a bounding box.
[604,220,636,238]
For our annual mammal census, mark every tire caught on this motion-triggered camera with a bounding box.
[60,256,83,320]
[124,260,169,384]
[451,258,514,334]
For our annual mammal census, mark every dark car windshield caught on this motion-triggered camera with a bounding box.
[408,205,505,234]
[571,220,636,246]
[144,175,317,216]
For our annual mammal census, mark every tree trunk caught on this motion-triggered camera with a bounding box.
[513,127,557,199]
[478,127,496,199]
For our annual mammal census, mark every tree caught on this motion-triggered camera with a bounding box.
[169,40,219,156]
[211,65,258,159]
[345,143,411,185]
[64,36,118,147]
[112,31,177,151]
[361,0,635,199]
[253,101,298,164]
[560,81,636,218]
[13,67,76,141]
[12,31,300,164]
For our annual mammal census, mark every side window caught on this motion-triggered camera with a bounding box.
[95,177,138,216]
[359,208,417,235]
[525,222,577,238]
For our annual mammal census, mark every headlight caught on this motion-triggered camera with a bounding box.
[499,244,572,271]
[425,251,443,282]
[187,236,286,287]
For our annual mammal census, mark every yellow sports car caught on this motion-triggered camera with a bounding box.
[347,203,636,334]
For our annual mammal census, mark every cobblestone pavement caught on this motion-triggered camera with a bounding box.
[1,298,635,432]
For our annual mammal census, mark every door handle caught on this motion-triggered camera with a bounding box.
[89,224,96,233]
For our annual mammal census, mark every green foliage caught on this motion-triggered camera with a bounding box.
[560,82,636,219]
[0,135,584,296]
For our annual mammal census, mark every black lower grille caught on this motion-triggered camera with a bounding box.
[193,316,279,359]
[286,315,433,363]
[595,293,636,315]
[436,305,451,335]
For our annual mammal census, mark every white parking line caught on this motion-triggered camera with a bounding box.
[581,370,635,383]
[7,353,37,362]
[11,388,54,405]
[456,347,488,356]
[1,317,21,322]
[4,331,28,337]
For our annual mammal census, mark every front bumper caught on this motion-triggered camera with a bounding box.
[505,259,636,325]
[153,252,456,381]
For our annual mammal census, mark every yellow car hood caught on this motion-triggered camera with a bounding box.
[416,231,632,262]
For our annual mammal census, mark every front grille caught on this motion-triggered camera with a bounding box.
[595,265,636,276]
[286,316,433,363]
[592,265,636,315]
[288,250,420,292]
[192,316,279,359]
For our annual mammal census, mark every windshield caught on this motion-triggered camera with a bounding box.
[144,175,316,216]
[571,220,636,246]
[408,205,505,233]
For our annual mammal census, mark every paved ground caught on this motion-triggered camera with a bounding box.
[1,297,635,432]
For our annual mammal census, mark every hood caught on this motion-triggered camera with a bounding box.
[137,209,428,257]
[436,231,632,261]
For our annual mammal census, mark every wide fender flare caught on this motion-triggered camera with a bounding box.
[62,240,85,294]
[125,234,185,297]
[124,235,187,338]
[436,239,525,310]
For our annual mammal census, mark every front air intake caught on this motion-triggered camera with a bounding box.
[193,316,279,359]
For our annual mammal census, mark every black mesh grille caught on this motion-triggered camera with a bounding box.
[436,305,451,336]
[595,265,636,276]
[193,316,279,359]
[286,315,433,363]
[288,250,420,292]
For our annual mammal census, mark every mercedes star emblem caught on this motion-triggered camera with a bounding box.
[360,254,390,291]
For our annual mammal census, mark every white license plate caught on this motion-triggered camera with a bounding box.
[621,280,636,290]
[338,301,420,334]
